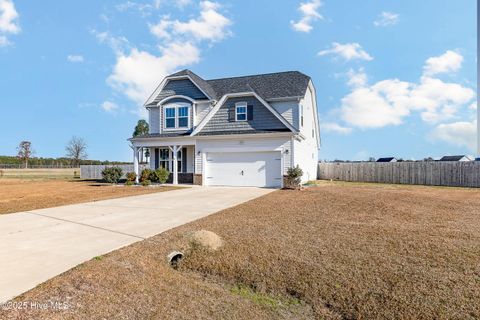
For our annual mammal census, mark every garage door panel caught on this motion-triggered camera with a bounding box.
[206,152,281,187]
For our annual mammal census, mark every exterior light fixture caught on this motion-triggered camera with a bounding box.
[285,149,289,155]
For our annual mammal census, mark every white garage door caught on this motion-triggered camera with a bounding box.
[205,151,282,187]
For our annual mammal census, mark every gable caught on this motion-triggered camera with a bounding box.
[161,79,209,100]
[199,96,289,134]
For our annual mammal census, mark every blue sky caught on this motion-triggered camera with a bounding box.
[0,0,476,161]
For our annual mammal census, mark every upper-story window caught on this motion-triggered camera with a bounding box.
[235,102,247,121]
[164,104,190,129]
[300,104,304,127]
[165,108,176,128]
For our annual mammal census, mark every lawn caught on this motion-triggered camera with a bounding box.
[0,179,179,214]
[2,182,479,319]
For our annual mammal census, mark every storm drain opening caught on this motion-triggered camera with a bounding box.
[167,251,184,269]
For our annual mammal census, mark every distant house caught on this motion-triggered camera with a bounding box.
[376,157,397,163]
[439,155,473,162]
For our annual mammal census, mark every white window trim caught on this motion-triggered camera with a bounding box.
[235,102,248,122]
[163,103,191,131]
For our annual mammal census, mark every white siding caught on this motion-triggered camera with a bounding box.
[270,100,299,129]
[195,101,212,125]
[293,83,319,182]
[195,136,292,175]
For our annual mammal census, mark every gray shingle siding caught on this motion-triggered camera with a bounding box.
[162,79,208,100]
[201,96,288,133]
[149,107,160,133]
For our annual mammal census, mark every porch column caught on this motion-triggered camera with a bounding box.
[169,145,183,185]
[133,146,139,184]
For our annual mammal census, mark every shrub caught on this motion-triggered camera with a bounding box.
[140,169,152,183]
[101,167,123,184]
[125,180,134,186]
[141,179,151,186]
[126,172,137,182]
[150,168,170,184]
[284,165,303,189]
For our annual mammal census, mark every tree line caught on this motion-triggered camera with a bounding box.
[4,137,129,168]
[7,121,151,168]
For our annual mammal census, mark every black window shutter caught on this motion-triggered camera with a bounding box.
[228,106,235,121]
[247,105,253,121]
[154,148,159,169]
[182,148,187,173]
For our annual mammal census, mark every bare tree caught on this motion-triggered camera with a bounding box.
[17,141,34,168]
[65,136,88,167]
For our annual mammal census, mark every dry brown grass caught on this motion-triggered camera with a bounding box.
[1,182,479,319]
[0,179,179,214]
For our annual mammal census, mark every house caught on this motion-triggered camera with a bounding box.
[439,155,473,162]
[376,157,397,163]
[129,70,320,187]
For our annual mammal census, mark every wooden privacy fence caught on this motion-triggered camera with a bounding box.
[318,162,480,188]
[80,164,149,180]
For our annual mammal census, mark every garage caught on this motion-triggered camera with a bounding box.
[205,151,282,187]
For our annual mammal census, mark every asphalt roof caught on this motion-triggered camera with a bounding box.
[376,157,396,162]
[155,69,311,102]
[439,155,471,161]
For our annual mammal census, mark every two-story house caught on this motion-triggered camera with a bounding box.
[129,70,320,187]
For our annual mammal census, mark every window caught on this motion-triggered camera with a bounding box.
[164,105,190,129]
[300,104,304,127]
[178,106,189,128]
[165,108,176,129]
[159,148,170,170]
[235,102,247,121]
[157,148,184,172]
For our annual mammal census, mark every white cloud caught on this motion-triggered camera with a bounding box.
[175,0,192,7]
[290,0,323,33]
[67,54,84,63]
[99,0,230,116]
[337,50,475,129]
[0,0,20,46]
[116,0,161,16]
[431,120,477,151]
[318,42,373,61]
[374,11,399,27]
[101,101,119,113]
[340,79,411,128]
[322,122,352,134]
[469,101,477,110]
[108,42,200,106]
[150,1,231,42]
[346,68,367,88]
[423,50,463,76]
[340,76,475,129]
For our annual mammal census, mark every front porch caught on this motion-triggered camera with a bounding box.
[133,144,198,185]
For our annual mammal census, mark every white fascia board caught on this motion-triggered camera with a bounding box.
[191,92,298,136]
[156,95,197,106]
[307,80,321,149]
[143,75,213,107]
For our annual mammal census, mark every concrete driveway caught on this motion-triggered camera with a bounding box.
[0,186,274,303]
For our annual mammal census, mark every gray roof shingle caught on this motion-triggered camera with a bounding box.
[152,70,311,103]
[206,71,311,100]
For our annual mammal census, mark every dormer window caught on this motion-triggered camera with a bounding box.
[235,102,247,121]
[165,108,176,128]
[178,106,189,127]
[164,104,190,130]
